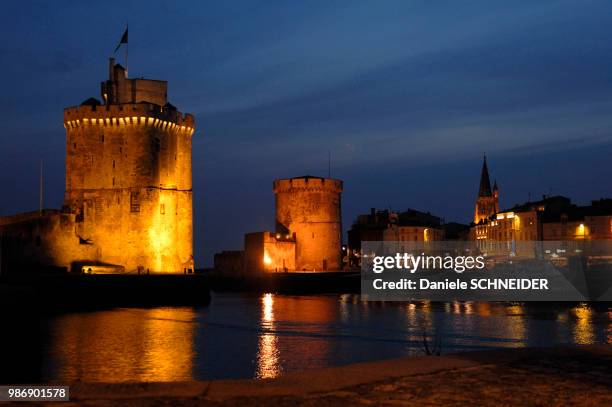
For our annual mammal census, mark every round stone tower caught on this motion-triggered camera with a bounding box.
[62,58,195,273]
[273,176,343,271]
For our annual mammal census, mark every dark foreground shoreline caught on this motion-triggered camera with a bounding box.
[19,345,611,406]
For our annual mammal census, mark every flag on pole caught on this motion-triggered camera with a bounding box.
[114,27,128,53]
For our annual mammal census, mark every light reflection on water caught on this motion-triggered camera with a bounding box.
[45,308,196,382]
[256,293,279,379]
[37,295,611,382]
[572,304,594,345]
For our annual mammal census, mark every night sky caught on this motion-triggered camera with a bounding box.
[1,1,611,266]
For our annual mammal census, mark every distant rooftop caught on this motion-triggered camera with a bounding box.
[353,207,442,228]
[498,195,612,223]
[502,195,571,214]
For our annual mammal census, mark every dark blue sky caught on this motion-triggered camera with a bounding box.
[1,1,611,266]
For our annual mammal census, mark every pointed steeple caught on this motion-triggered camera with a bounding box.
[478,154,492,197]
[493,180,498,192]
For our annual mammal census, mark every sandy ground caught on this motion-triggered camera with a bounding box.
[15,345,612,406]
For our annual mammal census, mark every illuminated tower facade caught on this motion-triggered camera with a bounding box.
[473,156,499,224]
[63,58,195,273]
[273,176,343,271]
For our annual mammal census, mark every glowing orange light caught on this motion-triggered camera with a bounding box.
[263,253,272,265]
[576,223,587,238]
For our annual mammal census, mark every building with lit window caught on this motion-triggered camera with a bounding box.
[469,156,611,259]
[347,208,445,266]
[471,194,612,258]
[542,199,612,241]
[244,232,296,273]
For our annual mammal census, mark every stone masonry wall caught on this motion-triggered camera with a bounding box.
[61,103,195,273]
[274,177,343,271]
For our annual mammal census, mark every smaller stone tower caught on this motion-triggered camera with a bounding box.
[473,155,499,224]
[273,176,343,271]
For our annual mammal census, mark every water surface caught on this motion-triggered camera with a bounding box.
[8,294,612,382]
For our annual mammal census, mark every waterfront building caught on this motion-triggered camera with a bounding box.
[215,176,344,273]
[0,59,196,274]
[469,157,612,258]
[347,208,446,266]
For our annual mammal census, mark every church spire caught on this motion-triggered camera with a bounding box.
[478,154,492,197]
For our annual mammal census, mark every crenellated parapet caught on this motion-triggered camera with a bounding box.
[273,176,343,194]
[63,103,195,136]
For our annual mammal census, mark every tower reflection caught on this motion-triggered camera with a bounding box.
[572,304,594,345]
[47,307,196,382]
[255,294,337,378]
[503,304,526,347]
[256,293,280,379]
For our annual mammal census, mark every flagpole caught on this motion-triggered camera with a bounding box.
[125,24,129,78]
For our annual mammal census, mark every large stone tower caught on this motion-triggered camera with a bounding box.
[273,176,343,271]
[473,155,499,224]
[63,58,195,273]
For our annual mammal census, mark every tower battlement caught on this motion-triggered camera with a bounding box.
[64,104,195,135]
[273,176,343,194]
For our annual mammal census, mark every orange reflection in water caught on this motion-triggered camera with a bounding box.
[256,294,280,379]
[449,301,475,316]
[572,304,594,345]
[49,307,196,382]
[452,301,461,314]
[475,302,491,317]
[503,304,526,347]
[404,302,429,346]
[255,294,337,379]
